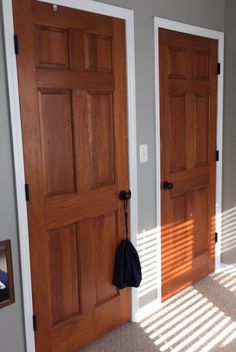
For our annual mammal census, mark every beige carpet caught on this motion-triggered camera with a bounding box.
[81,265,236,352]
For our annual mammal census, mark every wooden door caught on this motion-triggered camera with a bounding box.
[159,29,217,301]
[13,1,130,351]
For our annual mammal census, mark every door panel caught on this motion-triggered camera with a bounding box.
[84,33,113,72]
[193,186,209,256]
[94,213,118,303]
[35,26,69,69]
[48,224,79,325]
[169,94,187,172]
[13,1,130,351]
[38,89,76,196]
[191,50,210,80]
[159,29,217,300]
[87,91,115,187]
[168,48,187,79]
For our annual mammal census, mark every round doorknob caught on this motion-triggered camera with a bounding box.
[162,181,174,190]
[119,190,131,201]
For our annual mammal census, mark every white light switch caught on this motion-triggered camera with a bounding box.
[140,144,148,163]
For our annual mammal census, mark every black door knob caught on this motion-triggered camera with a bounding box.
[163,181,174,190]
[119,190,131,201]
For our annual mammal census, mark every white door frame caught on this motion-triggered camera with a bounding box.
[154,17,224,303]
[2,1,138,351]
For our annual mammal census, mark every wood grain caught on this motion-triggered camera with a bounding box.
[38,89,76,196]
[35,26,69,69]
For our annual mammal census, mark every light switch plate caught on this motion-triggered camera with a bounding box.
[140,144,148,163]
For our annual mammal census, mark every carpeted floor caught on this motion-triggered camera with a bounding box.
[81,265,236,352]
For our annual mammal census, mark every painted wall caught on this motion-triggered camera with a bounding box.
[0,4,25,352]
[0,0,224,351]
[222,0,236,264]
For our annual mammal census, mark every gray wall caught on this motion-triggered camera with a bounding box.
[0,1,225,351]
[0,5,26,352]
[222,0,236,264]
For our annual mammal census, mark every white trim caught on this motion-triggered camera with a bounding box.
[2,1,35,351]
[154,17,224,302]
[135,298,160,323]
[154,19,162,308]
[2,1,138,351]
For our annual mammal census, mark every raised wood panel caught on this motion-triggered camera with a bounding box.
[84,33,112,72]
[87,91,115,188]
[48,224,79,325]
[96,36,112,72]
[35,26,69,69]
[38,90,76,196]
[78,212,118,313]
[168,48,187,79]
[171,194,189,267]
[170,95,187,173]
[94,212,118,304]
[78,219,96,314]
[162,193,191,282]
[194,95,209,167]
[192,50,210,80]
[193,187,209,256]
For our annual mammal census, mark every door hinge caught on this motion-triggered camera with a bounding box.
[25,184,30,202]
[33,314,37,332]
[215,232,218,243]
[216,150,219,162]
[217,63,221,75]
[14,34,19,55]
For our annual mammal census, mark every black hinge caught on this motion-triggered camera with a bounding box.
[14,34,19,55]
[216,150,219,162]
[25,184,30,202]
[215,232,218,243]
[33,314,37,332]
[217,63,221,75]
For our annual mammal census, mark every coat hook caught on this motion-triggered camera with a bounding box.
[52,4,58,12]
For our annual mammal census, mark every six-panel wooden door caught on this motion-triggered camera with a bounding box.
[13,1,130,351]
[159,29,218,300]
